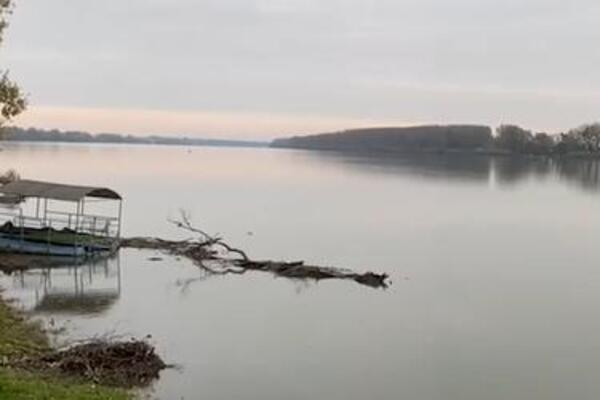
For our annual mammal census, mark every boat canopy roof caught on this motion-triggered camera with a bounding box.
[0,179,121,202]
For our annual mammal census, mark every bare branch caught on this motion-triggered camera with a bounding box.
[121,216,389,289]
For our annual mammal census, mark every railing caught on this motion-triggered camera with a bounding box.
[0,209,120,254]
[43,211,120,237]
[0,211,118,236]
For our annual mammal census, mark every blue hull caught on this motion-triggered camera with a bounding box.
[0,235,112,257]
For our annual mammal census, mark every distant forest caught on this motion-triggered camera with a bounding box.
[271,123,600,157]
[1,127,267,148]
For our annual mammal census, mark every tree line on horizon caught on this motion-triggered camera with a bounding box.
[3,123,600,157]
[272,123,600,157]
[495,123,600,156]
[0,126,267,147]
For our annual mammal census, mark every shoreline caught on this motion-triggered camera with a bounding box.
[269,145,600,160]
[6,139,600,160]
[0,289,130,399]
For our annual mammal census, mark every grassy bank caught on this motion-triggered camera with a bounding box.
[0,293,129,400]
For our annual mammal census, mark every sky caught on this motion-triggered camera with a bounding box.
[2,0,600,140]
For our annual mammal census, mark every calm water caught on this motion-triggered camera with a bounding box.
[2,143,600,400]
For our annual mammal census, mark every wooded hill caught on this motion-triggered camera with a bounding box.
[271,125,494,153]
[271,123,600,157]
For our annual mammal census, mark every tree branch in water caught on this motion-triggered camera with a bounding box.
[121,216,389,289]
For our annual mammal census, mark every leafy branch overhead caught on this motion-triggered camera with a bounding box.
[0,0,26,127]
[0,0,9,43]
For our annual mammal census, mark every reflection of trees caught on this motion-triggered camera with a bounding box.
[301,149,600,192]
[554,159,600,192]
[492,158,553,185]
[302,150,492,183]
[35,291,118,315]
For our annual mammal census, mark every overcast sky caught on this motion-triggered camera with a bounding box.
[3,0,600,139]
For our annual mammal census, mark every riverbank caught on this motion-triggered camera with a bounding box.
[270,144,600,160]
[0,291,129,399]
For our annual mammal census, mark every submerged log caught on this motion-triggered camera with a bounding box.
[235,260,389,288]
[120,217,389,289]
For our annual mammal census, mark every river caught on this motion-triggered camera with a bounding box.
[1,142,600,400]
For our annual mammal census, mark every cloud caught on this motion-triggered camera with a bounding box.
[3,0,600,137]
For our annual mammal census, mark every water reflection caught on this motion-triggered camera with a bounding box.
[295,150,493,183]
[297,149,600,192]
[1,255,121,316]
[4,144,600,400]
[554,158,600,192]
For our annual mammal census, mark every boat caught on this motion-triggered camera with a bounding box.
[0,179,123,257]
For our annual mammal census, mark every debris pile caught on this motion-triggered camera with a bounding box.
[19,339,167,387]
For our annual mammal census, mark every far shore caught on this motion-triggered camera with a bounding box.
[6,139,600,161]
[269,145,600,160]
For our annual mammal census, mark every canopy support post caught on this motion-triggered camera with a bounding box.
[75,201,81,231]
[43,198,48,226]
[81,198,86,231]
[117,199,123,239]
[76,200,83,255]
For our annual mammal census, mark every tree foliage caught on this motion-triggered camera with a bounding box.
[272,125,493,152]
[571,123,600,153]
[525,132,554,155]
[274,122,600,158]
[0,0,8,42]
[495,125,533,153]
[493,123,600,156]
[0,0,26,128]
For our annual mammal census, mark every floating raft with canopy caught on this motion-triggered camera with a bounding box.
[0,179,122,257]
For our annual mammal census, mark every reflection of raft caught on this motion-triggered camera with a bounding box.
[34,290,119,315]
[0,252,89,272]
[0,180,122,257]
[6,256,123,316]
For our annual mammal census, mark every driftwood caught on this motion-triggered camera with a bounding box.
[14,339,167,387]
[121,215,389,289]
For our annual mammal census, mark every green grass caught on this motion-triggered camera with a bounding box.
[0,295,130,399]
[0,296,48,359]
[0,370,129,400]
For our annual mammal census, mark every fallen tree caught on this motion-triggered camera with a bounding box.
[120,214,389,289]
